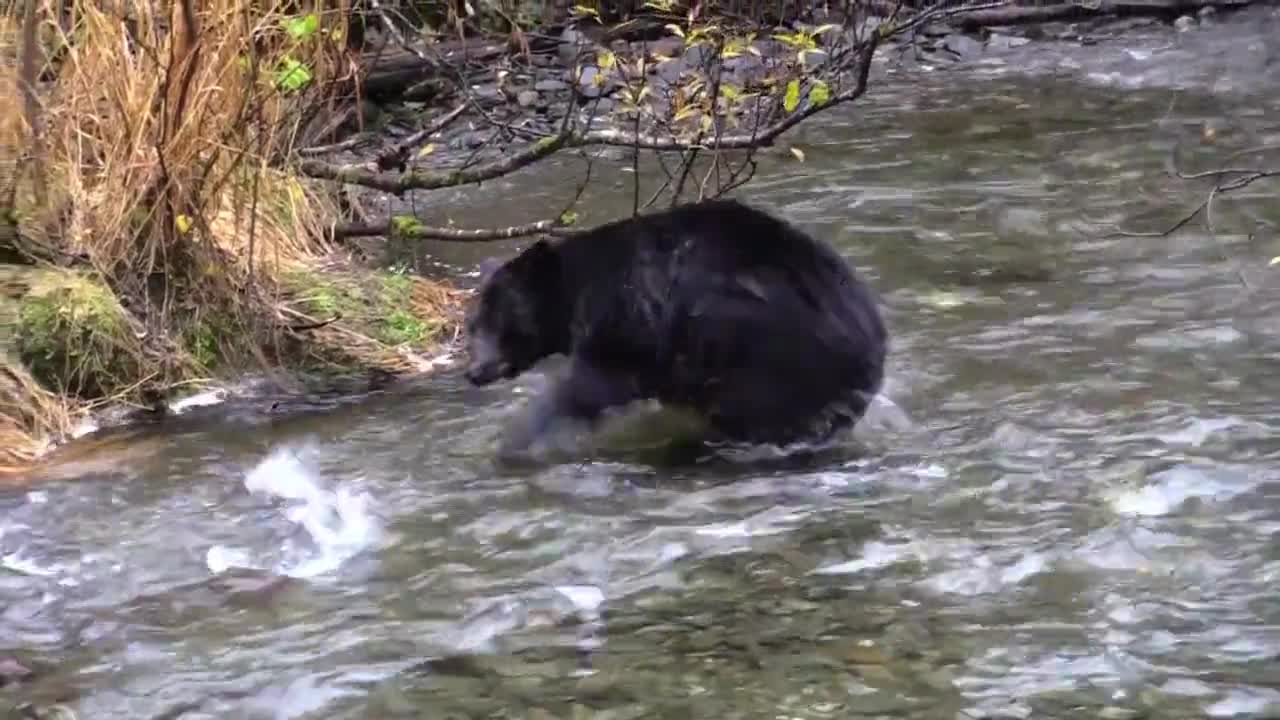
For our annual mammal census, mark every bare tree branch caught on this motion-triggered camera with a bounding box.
[298,131,573,194]
[298,37,881,193]
[1106,170,1279,238]
[301,0,1036,241]
[333,218,569,242]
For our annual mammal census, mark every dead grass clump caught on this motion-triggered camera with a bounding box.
[278,259,467,374]
[1,0,475,474]
[0,357,77,481]
[27,0,464,378]
[38,0,351,277]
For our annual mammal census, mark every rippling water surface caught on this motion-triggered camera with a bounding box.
[5,10,1280,719]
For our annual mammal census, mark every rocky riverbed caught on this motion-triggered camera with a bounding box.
[309,2,1279,233]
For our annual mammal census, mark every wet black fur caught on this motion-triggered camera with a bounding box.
[464,198,889,457]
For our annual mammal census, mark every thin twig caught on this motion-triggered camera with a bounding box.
[333,218,567,242]
[374,101,469,170]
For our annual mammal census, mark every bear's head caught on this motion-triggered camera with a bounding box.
[464,239,564,386]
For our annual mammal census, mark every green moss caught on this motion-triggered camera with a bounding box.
[280,266,444,353]
[374,269,440,346]
[16,271,141,399]
[182,309,240,371]
[389,215,423,239]
[379,267,414,302]
[284,269,363,320]
[378,308,430,345]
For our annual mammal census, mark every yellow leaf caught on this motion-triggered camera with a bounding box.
[665,23,685,38]
[773,31,800,47]
[597,49,616,70]
[700,114,713,133]
[175,214,193,235]
[418,143,437,157]
[812,23,840,36]
[783,78,801,113]
[286,177,305,202]
[673,105,700,122]
[810,80,830,108]
[789,147,805,162]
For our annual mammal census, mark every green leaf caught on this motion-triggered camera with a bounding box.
[274,57,313,92]
[783,79,801,113]
[559,210,579,226]
[284,13,320,40]
[809,80,830,108]
[390,215,422,236]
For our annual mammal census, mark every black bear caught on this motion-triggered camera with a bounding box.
[463,198,888,458]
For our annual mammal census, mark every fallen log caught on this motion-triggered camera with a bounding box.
[358,40,509,100]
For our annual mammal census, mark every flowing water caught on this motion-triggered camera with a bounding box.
[5,9,1280,719]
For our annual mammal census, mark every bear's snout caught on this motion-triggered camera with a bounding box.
[465,359,513,386]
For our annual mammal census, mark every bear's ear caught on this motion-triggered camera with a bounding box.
[525,238,554,259]
[522,238,558,271]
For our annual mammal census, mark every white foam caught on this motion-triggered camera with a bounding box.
[555,584,605,615]
[169,388,228,414]
[69,418,98,439]
[204,545,254,574]
[1205,688,1280,718]
[812,540,913,576]
[1102,465,1248,518]
[207,446,382,580]
[0,552,59,577]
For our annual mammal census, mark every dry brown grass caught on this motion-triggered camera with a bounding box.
[39,0,352,277]
[0,360,75,481]
[1,0,465,474]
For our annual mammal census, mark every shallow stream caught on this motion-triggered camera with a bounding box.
[4,9,1280,719]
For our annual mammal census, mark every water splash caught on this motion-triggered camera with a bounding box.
[1101,464,1251,518]
[206,445,382,580]
[169,387,229,415]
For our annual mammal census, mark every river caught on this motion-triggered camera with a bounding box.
[4,8,1280,719]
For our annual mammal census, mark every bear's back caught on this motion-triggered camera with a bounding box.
[553,198,883,356]
[556,199,858,290]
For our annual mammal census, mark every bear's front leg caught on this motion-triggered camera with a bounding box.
[497,358,640,461]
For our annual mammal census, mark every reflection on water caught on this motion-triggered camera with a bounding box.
[5,11,1280,719]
